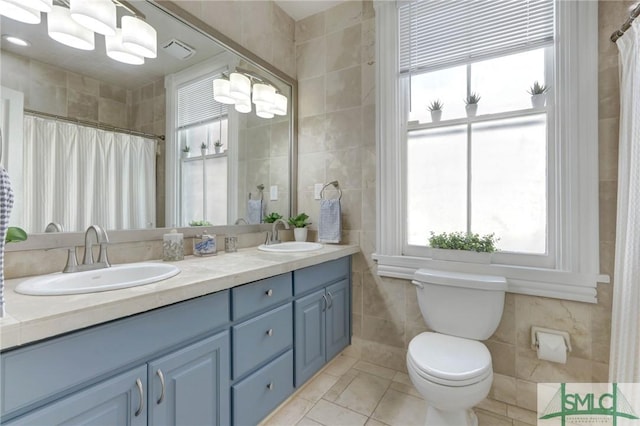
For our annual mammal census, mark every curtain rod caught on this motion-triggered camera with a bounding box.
[24,109,165,141]
[610,3,640,42]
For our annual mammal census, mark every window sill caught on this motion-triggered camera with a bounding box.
[372,253,609,304]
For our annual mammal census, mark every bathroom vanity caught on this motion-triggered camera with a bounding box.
[0,245,357,425]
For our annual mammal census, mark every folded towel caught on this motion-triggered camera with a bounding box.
[247,199,262,224]
[0,166,14,318]
[318,198,341,243]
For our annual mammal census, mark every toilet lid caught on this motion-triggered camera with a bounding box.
[408,332,492,386]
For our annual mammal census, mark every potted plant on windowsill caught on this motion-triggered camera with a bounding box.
[181,144,190,159]
[528,81,549,108]
[200,142,208,156]
[428,231,498,263]
[464,93,481,117]
[428,100,443,122]
[288,213,311,242]
[214,141,223,154]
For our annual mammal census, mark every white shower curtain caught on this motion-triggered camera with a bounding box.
[609,23,640,383]
[23,116,157,233]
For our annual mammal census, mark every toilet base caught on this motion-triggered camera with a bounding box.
[424,405,478,426]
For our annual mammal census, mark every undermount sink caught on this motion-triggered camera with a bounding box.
[258,242,323,253]
[15,263,181,296]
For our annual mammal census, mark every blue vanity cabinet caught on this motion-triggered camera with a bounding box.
[293,257,351,386]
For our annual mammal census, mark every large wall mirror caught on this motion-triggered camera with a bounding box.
[0,0,296,236]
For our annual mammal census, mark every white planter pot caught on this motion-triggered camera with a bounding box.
[431,248,492,264]
[430,110,442,122]
[201,148,208,156]
[181,151,190,159]
[465,104,478,117]
[294,228,308,242]
[531,94,547,108]
[214,146,221,154]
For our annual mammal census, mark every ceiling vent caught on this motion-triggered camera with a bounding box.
[161,39,196,60]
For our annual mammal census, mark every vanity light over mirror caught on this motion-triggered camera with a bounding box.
[0,0,296,235]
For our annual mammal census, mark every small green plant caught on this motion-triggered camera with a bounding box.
[200,142,208,150]
[464,93,481,105]
[428,100,443,111]
[527,81,549,95]
[214,141,223,148]
[263,212,283,223]
[428,231,498,253]
[182,144,190,153]
[288,213,311,228]
[189,220,213,226]
[5,226,27,243]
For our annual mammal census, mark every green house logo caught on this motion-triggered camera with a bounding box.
[539,383,639,425]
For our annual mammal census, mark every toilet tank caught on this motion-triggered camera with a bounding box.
[413,268,507,340]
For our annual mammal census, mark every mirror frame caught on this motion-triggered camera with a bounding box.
[7,0,297,251]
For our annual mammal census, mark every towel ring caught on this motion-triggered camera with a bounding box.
[249,184,264,201]
[320,181,342,200]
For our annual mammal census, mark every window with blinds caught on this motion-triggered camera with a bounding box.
[400,0,556,262]
[177,73,228,130]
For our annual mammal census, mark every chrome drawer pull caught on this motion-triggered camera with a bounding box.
[267,382,274,390]
[265,289,273,297]
[327,292,333,309]
[156,369,166,405]
[135,378,144,417]
[266,328,274,336]
[322,294,328,311]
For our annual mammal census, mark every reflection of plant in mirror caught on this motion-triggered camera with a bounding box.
[214,141,223,148]
[527,81,548,95]
[427,100,443,111]
[263,213,283,223]
[189,220,213,226]
[6,227,27,243]
[464,93,481,105]
[200,142,208,150]
[288,213,311,228]
[182,144,190,152]
[428,231,498,253]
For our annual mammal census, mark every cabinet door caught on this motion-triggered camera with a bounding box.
[4,366,147,426]
[326,279,350,361]
[148,331,230,426]
[294,289,326,386]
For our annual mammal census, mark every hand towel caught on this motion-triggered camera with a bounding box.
[247,199,263,224]
[318,198,341,243]
[0,165,14,318]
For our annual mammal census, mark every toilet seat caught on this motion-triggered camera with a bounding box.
[408,332,492,387]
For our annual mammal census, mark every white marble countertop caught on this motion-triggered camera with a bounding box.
[0,244,359,351]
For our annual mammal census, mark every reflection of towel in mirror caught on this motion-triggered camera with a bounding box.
[318,198,341,243]
[0,166,15,318]
[247,199,263,224]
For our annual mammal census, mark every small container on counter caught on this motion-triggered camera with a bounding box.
[163,229,184,261]
[225,235,238,253]
[193,232,217,256]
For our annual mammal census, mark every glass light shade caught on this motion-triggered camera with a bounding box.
[229,73,250,102]
[234,98,252,114]
[48,6,95,50]
[252,83,276,106]
[213,79,236,104]
[272,93,288,116]
[256,103,274,119]
[0,0,41,24]
[23,0,52,12]
[121,16,157,58]
[106,29,144,65]
[70,0,116,36]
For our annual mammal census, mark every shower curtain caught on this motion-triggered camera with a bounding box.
[23,116,157,233]
[609,22,640,383]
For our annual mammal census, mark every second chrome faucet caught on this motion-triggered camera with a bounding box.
[64,225,111,273]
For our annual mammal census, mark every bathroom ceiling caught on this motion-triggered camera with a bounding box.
[0,2,226,90]
[275,0,344,21]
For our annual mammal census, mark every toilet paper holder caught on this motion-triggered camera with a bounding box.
[530,326,572,352]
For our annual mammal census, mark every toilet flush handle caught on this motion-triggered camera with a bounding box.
[411,280,424,289]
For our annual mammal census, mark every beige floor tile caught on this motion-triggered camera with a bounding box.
[365,419,390,426]
[307,399,368,426]
[371,388,425,426]
[389,381,422,398]
[324,368,360,401]
[298,372,341,403]
[353,360,397,379]
[477,398,507,416]
[261,397,315,426]
[333,371,391,416]
[476,408,513,426]
[297,417,324,426]
[325,354,359,376]
[391,371,413,386]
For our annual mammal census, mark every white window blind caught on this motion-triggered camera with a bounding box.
[399,0,554,75]
[177,73,227,129]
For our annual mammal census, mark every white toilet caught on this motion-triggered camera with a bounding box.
[407,268,507,426]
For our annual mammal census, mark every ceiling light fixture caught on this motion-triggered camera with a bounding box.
[213,69,288,119]
[2,34,31,47]
[106,29,144,65]
[48,5,95,51]
[0,0,42,24]
[70,0,116,36]
[121,15,157,58]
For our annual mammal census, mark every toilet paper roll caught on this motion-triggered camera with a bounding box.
[537,332,567,364]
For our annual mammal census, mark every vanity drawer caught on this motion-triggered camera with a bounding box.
[293,257,350,295]
[232,273,291,320]
[232,303,292,379]
[232,350,293,426]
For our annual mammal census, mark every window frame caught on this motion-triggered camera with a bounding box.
[373,0,607,303]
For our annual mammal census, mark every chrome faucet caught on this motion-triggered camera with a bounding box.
[266,218,290,245]
[63,225,110,273]
[234,218,248,225]
[44,222,64,232]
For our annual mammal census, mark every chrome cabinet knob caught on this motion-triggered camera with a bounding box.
[265,289,273,297]
[266,328,274,336]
